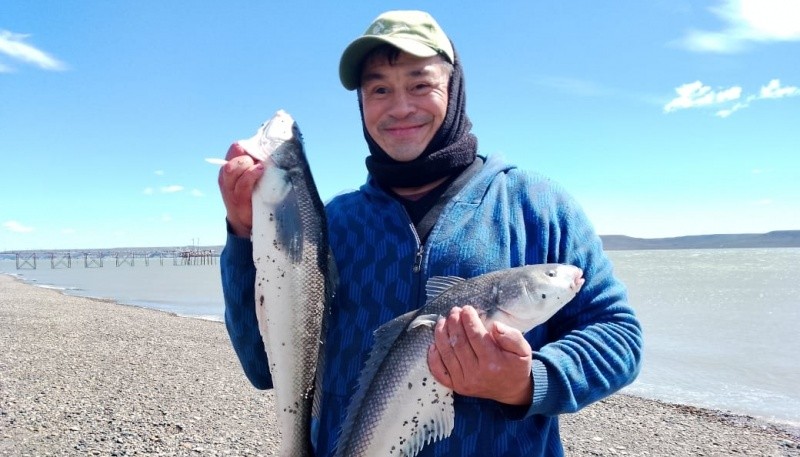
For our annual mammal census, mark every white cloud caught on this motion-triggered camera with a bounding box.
[160,185,184,193]
[740,0,800,40]
[190,189,204,197]
[161,214,173,223]
[154,170,165,176]
[0,29,66,71]
[664,81,742,112]
[3,220,35,233]
[143,187,155,195]
[759,79,800,99]
[666,78,798,117]
[678,0,800,53]
[715,101,749,118]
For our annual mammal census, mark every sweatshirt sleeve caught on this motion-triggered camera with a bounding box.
[221,229,273,389]
[525,184,643,417]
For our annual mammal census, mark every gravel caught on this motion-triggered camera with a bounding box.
[2,274,798,456]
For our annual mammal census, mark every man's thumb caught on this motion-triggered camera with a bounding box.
[491,322,531,357]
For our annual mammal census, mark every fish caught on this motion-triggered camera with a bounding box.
[333,264,585,457]
[238,110,336,457]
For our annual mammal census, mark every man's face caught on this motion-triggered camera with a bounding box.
[360,52,450,163]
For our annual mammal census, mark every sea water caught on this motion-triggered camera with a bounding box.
[607,248,800,427]
[2,248,798,426]
[0,257,225,322]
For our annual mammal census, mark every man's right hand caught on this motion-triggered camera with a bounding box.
[218,142,265,238]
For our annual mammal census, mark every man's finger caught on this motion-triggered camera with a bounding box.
[231,161,264,200]
[433,313,465,384]
[427,345,453,389]
[491,321,532,358]
[460,305,494,360]
[224,142,250,161]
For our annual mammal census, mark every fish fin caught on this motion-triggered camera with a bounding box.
[425,276,466,303]
[370,310,419,368]
[409,314,441,329]
[335,309,419,455]
[312,247,338,435]
[395,373,455,457]
[273,183,303,264]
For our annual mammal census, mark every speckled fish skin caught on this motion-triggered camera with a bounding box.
[334,264,584,457]
[241,110,335,457]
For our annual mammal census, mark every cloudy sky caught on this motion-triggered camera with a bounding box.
[1,0,799,250]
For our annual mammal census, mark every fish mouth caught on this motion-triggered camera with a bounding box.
[571,269,585,292]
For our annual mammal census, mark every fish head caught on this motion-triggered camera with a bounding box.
[237,110,304,169]
[489,264,584,333]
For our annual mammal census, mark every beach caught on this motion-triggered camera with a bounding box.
[1,274,797,456]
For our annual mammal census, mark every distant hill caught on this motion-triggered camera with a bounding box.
[600,230,800,250]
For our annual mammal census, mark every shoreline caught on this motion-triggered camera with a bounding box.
[1,274,798,456]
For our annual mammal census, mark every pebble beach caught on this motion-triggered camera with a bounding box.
[1,274,798,456]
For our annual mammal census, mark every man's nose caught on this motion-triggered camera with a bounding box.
[388,91,416,118]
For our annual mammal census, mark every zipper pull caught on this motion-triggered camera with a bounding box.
[413,246,424,273]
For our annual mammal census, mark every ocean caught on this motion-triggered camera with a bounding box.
[2,247,798,427]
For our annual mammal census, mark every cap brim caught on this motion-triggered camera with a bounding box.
[339,36,439,91]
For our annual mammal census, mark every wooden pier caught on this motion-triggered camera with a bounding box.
[10,249,219,270]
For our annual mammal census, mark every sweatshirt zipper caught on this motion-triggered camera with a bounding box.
[397,204,426,307]
[409,221,424,273]
[413,241,424,273]
[409,222,426,308]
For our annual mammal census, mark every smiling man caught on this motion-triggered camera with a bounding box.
[360,52,450,162]
[218,10,642,457]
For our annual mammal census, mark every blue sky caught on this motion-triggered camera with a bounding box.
[2,1,799,251]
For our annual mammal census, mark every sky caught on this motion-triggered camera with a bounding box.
[1,0,799,251]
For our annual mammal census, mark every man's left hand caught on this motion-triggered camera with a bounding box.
[427,305,533,406]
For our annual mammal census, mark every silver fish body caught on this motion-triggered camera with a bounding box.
[334,264,584,457]
[240,110,335,457]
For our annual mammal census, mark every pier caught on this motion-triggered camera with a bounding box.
[10,249,219,270]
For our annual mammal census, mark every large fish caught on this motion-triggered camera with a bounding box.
[238,110,336,457]
[334,264,584,457]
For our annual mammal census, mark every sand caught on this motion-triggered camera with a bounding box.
[1,274,797,456]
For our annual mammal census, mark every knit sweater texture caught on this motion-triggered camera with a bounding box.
[221,154,643,456]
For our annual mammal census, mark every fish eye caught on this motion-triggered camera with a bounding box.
[541,294,547,299]
[546,270,556,277]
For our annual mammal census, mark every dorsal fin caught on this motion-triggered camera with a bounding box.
[425,276,465,303]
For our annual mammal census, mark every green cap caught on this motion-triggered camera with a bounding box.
[339,10,455,91]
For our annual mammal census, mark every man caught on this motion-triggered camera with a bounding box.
[218,10,642,457]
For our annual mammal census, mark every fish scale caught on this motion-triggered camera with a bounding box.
[334,264,584,457]
[241,110,336,457]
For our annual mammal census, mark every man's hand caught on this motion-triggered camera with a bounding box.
[427,305,533,406]
[218,142,264,237]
